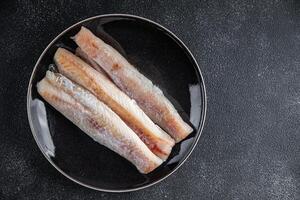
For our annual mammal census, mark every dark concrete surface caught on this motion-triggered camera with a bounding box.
[0,0,299,199]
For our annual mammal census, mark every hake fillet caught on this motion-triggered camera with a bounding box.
[73,27,193,142]
[37,71,162,173]
[54,48,175,160]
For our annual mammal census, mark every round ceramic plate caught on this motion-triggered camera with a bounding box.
[27,14,207,192]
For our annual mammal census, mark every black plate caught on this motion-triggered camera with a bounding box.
[27,14,207,192]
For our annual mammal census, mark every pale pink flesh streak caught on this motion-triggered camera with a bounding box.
[75,47,108,77]
[37,71,162,173]
[74,27,193,142]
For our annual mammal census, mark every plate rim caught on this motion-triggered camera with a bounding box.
[26,13,207,193]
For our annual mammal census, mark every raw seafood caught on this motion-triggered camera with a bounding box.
[54,48,175,160]
[37,71,162,173]
[73,27,193,142]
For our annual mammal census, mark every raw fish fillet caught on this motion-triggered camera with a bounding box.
[73,27,193,142]
[37,71,162,173]
[54,48,175,160]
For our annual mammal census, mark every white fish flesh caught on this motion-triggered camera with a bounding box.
[37,71,162,173]
[54,48,175,160]
[73,27,193,142]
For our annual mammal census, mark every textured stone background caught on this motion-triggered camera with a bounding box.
[0,0,299,199]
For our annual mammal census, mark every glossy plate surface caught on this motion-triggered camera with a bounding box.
[27,14,207,192]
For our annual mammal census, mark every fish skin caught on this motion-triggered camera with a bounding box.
[54,48,175,160]
[73,27,193,142]
[37,71,162,174]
